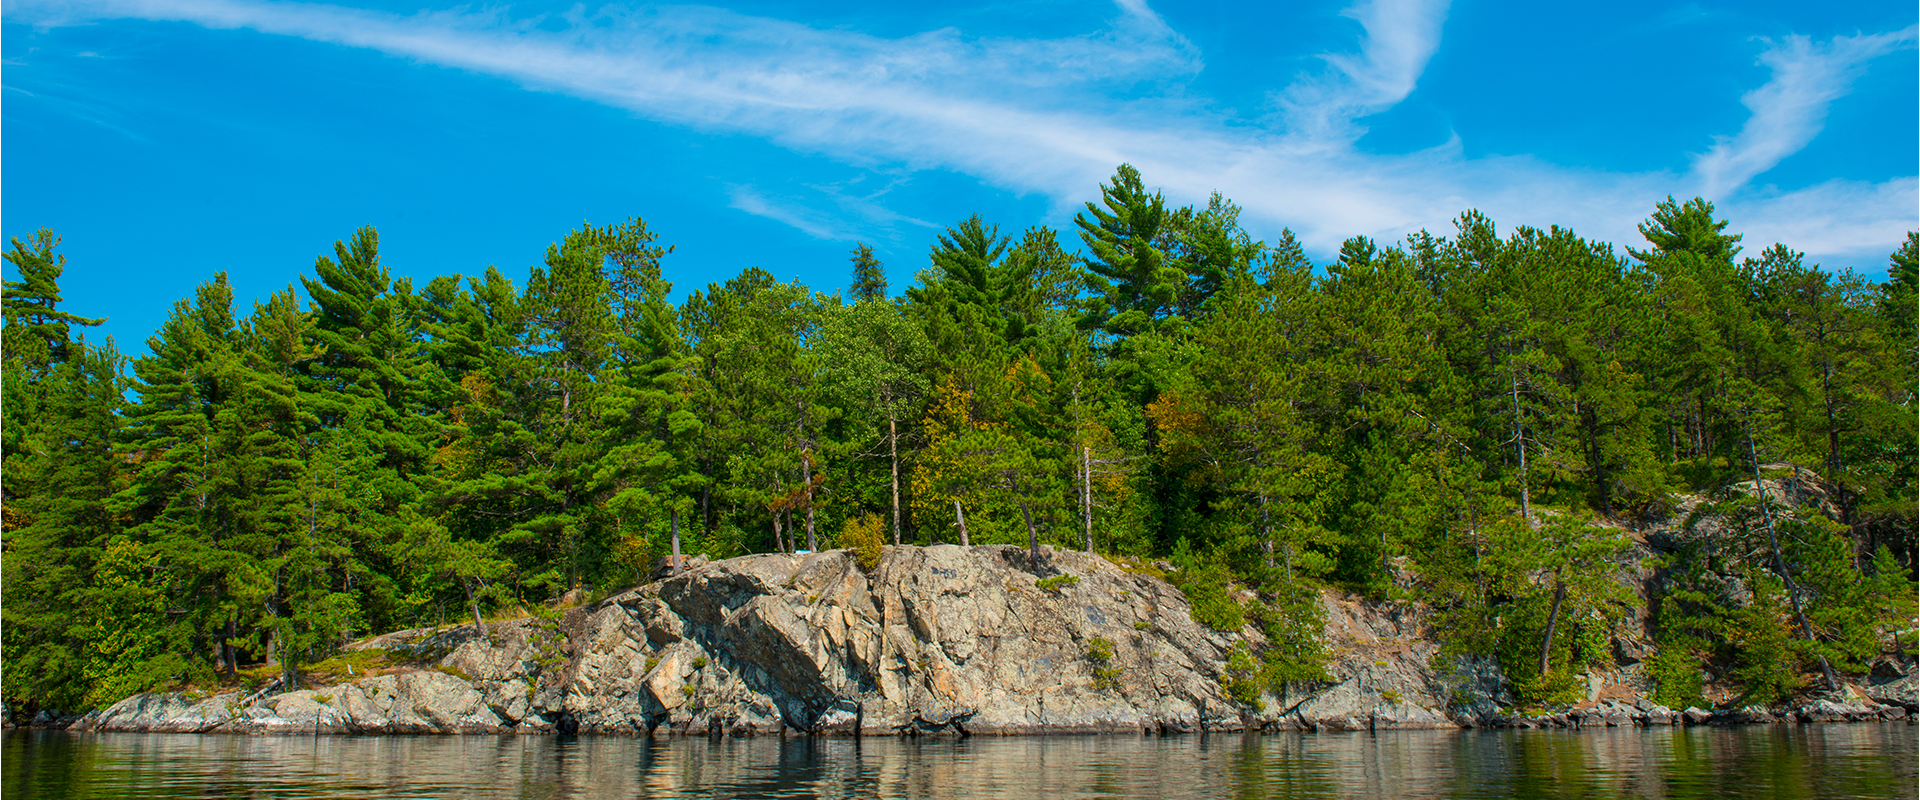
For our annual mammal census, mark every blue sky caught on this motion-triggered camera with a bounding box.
[4,0,1915,349]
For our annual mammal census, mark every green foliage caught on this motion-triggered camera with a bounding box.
[1086,636,1121,691]
[1169,557,1246,633]
[1726,573,1799,705]
[838,513,887,572]
[1254,579,1331,685]
[1221,643,1263,707]
[1036,574,1081,592]
[3,175,1914,713]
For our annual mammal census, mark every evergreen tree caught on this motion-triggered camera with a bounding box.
[849,242,887,303]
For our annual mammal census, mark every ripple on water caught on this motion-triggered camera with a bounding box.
[4,722,1914,799]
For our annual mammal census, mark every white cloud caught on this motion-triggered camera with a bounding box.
[726,185,853,241]
[1278,0,1453,145]
[1691,27,1919,201]
[7,0,1914,263]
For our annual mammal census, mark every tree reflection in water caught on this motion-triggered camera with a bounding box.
[2,723,1912,799]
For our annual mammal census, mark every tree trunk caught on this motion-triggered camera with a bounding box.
[1745,420,1840,691]
[671,507,683,575]
[798,401,818,552]
[1470,501,1486,600]
[802,452,818,552]
[1512,368,1534,529]
[700,457,713,537]
[1082,444,1094,553]
[890,416,902,546]
[464,578,485,632]
[1017,494,1040,569]
[1260,491,1274,570]
[224,614,239,680]
[1584,404,1611,518]
[1537,566,1567,678]
[953,499,969,546]
[1823,363,1840,483]
[772,511,785,555]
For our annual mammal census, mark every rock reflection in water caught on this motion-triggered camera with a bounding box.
[3,724,1912,799]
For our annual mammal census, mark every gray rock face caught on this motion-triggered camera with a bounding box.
[61,542,1907,737]
[562,545,1255,735]
[77,545,1457,736]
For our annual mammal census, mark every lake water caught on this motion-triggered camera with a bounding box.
[4,723,1914,799]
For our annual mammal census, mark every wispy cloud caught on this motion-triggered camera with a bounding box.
[1692,27,1919,200]
[1278,0,1453,145]
[7,0,1913,262]
[727,185,853,241]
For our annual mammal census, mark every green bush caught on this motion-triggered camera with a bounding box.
[1086,637,1121,691]
[839,513,887,572]
[1171,560,1245,633]
[1037,574,1081,592]
[1221,644,1263,708]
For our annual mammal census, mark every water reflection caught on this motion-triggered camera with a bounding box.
[3,723,1912,799]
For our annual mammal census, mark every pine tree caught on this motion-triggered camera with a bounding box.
[849,243,887,303]
[1076,164,1180,337]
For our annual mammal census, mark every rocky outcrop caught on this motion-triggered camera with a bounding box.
[61,540,1914,737]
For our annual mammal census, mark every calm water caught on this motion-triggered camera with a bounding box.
[4,724,1915,799]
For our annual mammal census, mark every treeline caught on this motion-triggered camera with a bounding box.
[3,165,1913,712]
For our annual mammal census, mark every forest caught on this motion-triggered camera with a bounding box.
[3,164,1914,714]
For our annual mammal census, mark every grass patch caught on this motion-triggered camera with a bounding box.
[1106,556,1167,580]
[300,649,405,685]
[1036,574,1081,592]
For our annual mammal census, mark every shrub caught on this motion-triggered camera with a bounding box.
[839,513,887,571]
[1221,644,1262,708]
[1087,637,1121,691]
[1171,560,1244,633]
[1037,574,1081,592]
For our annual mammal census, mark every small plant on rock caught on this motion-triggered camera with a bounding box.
[1221,644,1263,708]
[1036,574,1081,593]
[1087,637,1122,691]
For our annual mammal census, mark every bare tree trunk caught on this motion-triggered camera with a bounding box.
[464,578,485,632]
[1082,443,1094,553]
[1537,566,1567,678]
[1513,369,1534,529]
[1745,419,1840,691]
[1017,495,1040,569]
[1260,491,1275,570]
[1824,364,1841,483]
[772,512,785,555]
[802,452,818,552]
[890,416,902,546]
[1470,500,1486,600]
[953,500,969,546]
[671,507,683,575]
